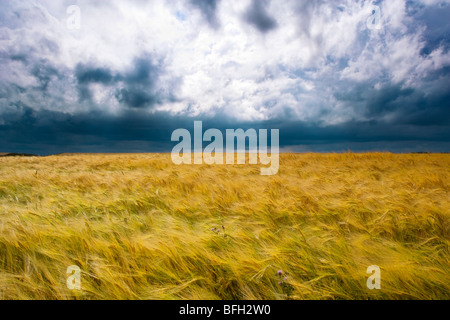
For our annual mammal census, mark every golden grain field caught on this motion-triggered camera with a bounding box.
[0,153,449,300]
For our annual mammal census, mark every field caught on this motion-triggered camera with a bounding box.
[0,153,449,300]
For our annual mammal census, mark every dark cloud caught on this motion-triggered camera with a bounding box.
[0,1,449,154]
[2,50,449,154]
[396,88,450,126]
[9,53,28,63]
[31,60,61,92]
[115,88,158,109]
[0,106,188,154]
[125,57,160,84]
[75,64,114,84]
[334,80,450,127]
[243,0,277,33]
[115,55,166,109]
[73,54,170,108]
[407,1,450,55]
[190,0,221,29]
[75,63,115,102]
[1,104,450,155]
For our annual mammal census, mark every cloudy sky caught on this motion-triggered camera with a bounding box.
[1,0,449,154]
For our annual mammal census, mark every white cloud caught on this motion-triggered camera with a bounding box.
[1,0,449,125]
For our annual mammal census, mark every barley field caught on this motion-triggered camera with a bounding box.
[0,153,449,300]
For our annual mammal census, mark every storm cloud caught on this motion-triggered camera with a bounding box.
[190,0,222,29]
[243,0,278,33]
[0,0,450,154]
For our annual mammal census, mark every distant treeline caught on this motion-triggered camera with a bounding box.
[0,153,40,157]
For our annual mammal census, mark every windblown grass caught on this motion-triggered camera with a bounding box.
[0,153,448,299]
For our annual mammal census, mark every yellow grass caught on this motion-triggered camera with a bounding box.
[0,153,449,300]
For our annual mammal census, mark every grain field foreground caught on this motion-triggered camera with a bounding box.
[0,153,449,299]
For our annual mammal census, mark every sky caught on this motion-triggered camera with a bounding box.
[1,0,450,155]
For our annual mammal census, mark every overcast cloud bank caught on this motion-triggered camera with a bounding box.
[1,0,449,154]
